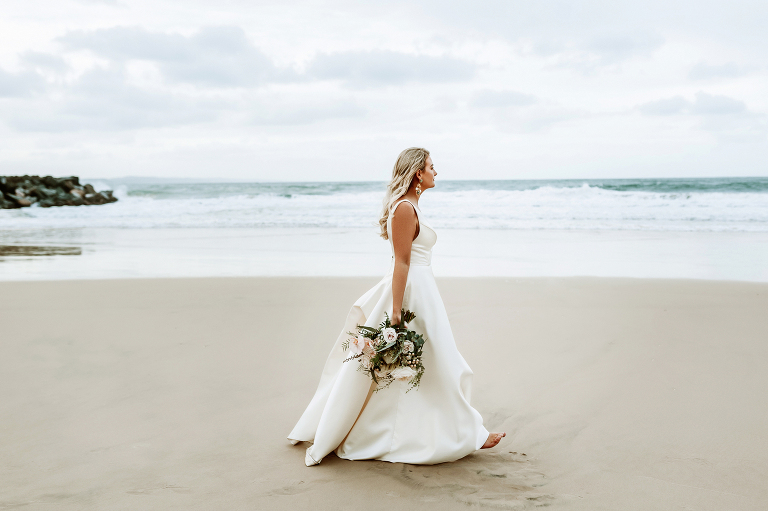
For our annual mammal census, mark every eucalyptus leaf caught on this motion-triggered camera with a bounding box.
[375,339,397,352]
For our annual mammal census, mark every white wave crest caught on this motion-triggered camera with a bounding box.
[1,184,767,232]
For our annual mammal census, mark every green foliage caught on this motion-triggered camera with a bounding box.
[357,325,380,337]
[341,309,427,392]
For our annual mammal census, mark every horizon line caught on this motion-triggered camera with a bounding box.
[77,175,768,184]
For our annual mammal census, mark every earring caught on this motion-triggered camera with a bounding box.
[416,177,423,196]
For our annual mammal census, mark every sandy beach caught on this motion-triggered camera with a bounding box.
[1,276,766,510]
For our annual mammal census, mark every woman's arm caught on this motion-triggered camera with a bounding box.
[390,202,419,325]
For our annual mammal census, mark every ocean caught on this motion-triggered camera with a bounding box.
[2,177,768,232]
[2,177,767,281]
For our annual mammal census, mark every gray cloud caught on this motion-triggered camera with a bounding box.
[307,50,474,87]
[3,64,365,132]
[689,62,745,80]
[639,92,748,117]
[407,0,672,68]
[471,90,538,108]
[0,68,46,97]
[637,92,765,141]
[472,101,584,133]
[584,33,664,64]
[6,67,218,132]
[58,26,283,87]
[638,96,690,115]
[413,0,768,58]
[468,89,577,133]
[537,32,665,74]
[56,27,476,90]
[250,100,365,126]
[522,31,665,75]
[692,92,746,115]
[20,51,70,73]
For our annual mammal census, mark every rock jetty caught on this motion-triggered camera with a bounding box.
[0,175,118,209]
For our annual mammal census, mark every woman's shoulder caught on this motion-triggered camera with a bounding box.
[390,198,420,238]
[391,198,418,215]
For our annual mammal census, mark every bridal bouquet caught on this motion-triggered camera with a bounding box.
[342,309,426,392]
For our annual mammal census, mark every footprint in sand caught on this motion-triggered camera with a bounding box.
[126,484,192,495]
[266,479,320,496]
[377,451,554,509]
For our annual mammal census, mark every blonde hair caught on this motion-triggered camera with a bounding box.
[378,147,430,240]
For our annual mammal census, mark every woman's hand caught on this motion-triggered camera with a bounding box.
[391,309,402,326]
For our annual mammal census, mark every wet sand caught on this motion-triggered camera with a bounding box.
[1,277,766,510]
[2,227,767,282]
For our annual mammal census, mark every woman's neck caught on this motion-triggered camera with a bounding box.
[401,188,420,205]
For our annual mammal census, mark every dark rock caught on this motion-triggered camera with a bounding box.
[7,194,32,207]
[0,194,17,209]
[42,176,59,188]
[0,177,12,194]
[84,193,105,205]
[27,187,43,200]
[28,186,56,200]
[57,176,79,187]
[3,176,23,192]
[0,245,82,256]
[0,175,116,208]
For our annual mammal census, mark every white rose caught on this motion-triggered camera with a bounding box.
[402,340,414,354]
[390,366,417,382]
[382,327,398,344]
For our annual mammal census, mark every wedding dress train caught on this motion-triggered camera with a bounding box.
[288,199,489,465]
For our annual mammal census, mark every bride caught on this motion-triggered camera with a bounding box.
[288,147,505,466]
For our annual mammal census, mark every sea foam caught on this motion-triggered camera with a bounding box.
[1,178,767,232]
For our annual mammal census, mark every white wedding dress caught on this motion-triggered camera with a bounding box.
[288,199,489,465]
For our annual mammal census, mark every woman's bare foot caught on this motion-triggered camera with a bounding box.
[481,432,506,449]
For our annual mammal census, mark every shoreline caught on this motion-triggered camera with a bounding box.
[2,227,767,282]
[2,276,766,510]
[2,274,768,285]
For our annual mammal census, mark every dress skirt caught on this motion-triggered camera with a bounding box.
[288,263,489,465]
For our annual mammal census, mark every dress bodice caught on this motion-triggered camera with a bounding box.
[386,199,437,267]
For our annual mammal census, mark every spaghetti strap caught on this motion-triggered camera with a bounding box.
[392,199,420,217]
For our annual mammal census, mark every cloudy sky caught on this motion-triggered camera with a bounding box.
[1,0,767,181]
